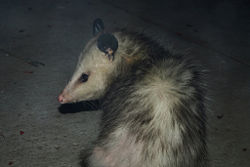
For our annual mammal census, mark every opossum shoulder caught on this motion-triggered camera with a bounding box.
[134,57,199,107]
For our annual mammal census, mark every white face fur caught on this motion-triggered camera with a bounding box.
[58,37,117,104]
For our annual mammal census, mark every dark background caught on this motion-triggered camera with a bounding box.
[0,0,249,166]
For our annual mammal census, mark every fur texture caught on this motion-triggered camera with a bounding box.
[60,29,207,167]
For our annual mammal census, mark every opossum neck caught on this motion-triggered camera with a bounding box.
[114,49,147,77]
[106,33,150,88]
[120,53,143,65]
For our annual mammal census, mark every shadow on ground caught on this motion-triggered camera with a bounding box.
[58,100,100,114]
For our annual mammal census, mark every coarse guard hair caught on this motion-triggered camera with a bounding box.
[58,18,208,167]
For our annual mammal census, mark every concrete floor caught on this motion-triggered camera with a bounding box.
[0,0,249,166]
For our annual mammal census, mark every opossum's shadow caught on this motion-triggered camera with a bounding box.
[58,100,100,114]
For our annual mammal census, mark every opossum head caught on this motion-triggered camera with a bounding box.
[58,19,119,104]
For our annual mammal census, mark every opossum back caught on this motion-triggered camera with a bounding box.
[99,54,207,167]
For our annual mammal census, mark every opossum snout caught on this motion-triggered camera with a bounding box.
[58,92,68,104]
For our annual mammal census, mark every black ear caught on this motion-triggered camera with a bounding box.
[93,18,104,36]
[97,33,118,61]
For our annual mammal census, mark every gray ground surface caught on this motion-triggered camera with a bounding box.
[0,0,249,166]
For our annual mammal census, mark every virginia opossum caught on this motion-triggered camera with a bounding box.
[58,18,207,167]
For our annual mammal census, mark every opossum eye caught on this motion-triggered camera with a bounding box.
[79,73,89,83]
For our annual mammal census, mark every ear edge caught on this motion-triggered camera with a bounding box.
[93,18,104,36]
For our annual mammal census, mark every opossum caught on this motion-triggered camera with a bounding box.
[58,18,207,167]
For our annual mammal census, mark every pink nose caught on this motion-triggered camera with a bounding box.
[58,93,65,104]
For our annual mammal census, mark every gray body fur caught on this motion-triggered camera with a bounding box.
[80,31,207,167]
